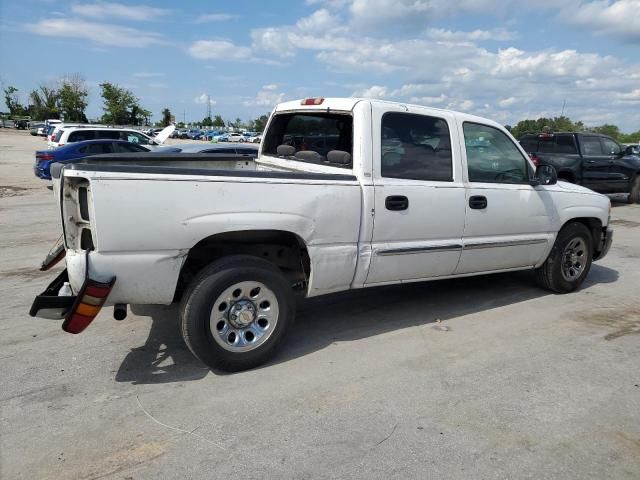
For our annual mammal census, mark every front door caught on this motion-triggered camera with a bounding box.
[600,136,630,193]
[580,135,612,192]
[366,108,466,285]
[456,121,555,275]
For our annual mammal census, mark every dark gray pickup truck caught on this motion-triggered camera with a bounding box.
[520,132,640,203]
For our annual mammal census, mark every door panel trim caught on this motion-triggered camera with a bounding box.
[463,238,548,250]
[376,244,463,256]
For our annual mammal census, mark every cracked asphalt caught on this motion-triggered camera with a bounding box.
[1,129,639,479]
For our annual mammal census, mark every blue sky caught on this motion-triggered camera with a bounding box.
[1,0,639,130]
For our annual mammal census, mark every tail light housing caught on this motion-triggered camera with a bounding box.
[36,153,54,161]
[62,277,115,334]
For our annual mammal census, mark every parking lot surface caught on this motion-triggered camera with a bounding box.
[1,129,639,479]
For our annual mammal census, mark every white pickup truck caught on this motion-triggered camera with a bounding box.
[31,97,613,371]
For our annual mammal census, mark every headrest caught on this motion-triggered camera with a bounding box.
[327,150,352,165]
[276,144,295,156]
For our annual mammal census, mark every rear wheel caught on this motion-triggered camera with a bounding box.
[179,255,295,372]
[535,222,593,293]
[628,176,640,204]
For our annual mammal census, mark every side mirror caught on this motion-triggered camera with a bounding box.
[531,164,557,186]
[625,146,635,155]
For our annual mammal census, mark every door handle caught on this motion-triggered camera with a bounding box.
[469,195,487,209]
[385,195,409,211]
[587,160,596,164]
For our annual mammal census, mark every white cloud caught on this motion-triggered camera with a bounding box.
[296,8,341,32]
[194,13,238,23]
[562,0,640,43]
[352,85,388,98]
[194,94,216,106]
[244,86,286,107]
[25,18,165,47]
[427,28,516,42]
[447,99,475,111]
[187,40,251,60]
[71,2,170,21]
[498,96,517,107]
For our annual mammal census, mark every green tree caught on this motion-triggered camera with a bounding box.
[620,130,640,143]
[29,85,60,120]
[201,116,213,127]
[58,74,88,122]
[3,86,27,116]
[253,114,270,132]
[212,115,225,127]
[99,82,149,125]
[161,108,172,127]
[591,124,621,140]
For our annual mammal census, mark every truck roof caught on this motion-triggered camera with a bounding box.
[275,97,506,131]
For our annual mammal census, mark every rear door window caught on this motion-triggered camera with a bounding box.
[68,130,96,142]
[94,130,121,140]
[581,137,604,156]
[555,135,578,154]
[381,112,453,182]
[114,143,148,153]
[78,143,113,154]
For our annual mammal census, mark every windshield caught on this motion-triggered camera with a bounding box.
[263,112,353,168]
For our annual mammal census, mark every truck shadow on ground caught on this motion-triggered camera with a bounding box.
[115,264,618,384]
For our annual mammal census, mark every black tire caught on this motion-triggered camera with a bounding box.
[535,222,593,293]
[179,255,295,372]
[628,176,640,204]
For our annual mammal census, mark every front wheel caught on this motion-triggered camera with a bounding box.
[535,222,593,293]
[179,255,295,372]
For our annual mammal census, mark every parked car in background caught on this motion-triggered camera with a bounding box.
[34,140,152,180]
[49,126,175,151]
[520,132,640,203]
[187,129,204,140]
[623,144,640,155]
[248,134,262,143]
[226,132,246,142]
[30,123,46,136]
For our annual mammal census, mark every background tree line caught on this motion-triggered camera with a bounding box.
[506,116,640,143]
[5,82,638,140]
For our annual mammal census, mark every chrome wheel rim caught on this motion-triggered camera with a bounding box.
[561,237,587,282]
[210,281,279,352]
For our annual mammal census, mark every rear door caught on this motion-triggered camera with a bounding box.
[456,121,554,274]
[578,135,611,191]
[366,106,466,285]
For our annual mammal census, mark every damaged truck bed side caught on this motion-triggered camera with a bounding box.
[31,98,613,371]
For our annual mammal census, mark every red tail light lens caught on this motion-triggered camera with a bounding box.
[62,277,116,334]
[37,153,54,161]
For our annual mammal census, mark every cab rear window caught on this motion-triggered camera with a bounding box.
[263,113,353,168]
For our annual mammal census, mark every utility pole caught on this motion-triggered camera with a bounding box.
[561,99,566,117]
[206,95,212,120]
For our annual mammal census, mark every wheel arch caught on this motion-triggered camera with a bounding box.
[174,229,311,302]
[558,217,603,255]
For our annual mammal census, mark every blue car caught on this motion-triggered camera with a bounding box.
[34,139,151,180]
